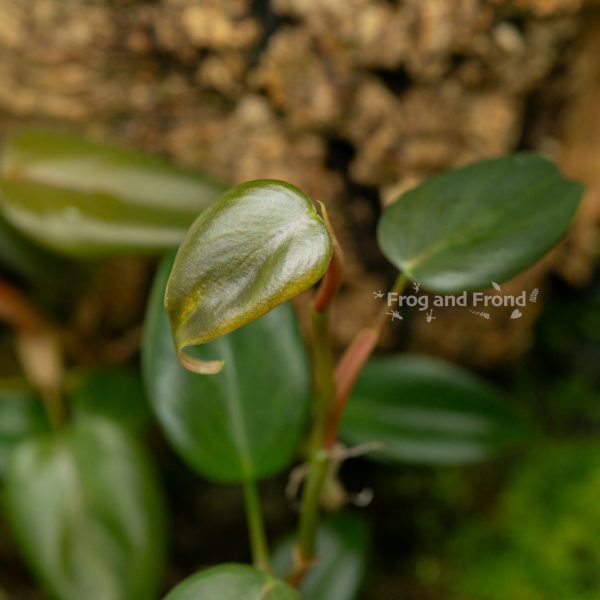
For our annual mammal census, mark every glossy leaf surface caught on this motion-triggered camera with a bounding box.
[143,253,310,482]
[377,154,583,292]
[165,179,331,373]
[4,417,166,600]
[341,355,526,465]
[0,382,48,480]
[164,564,301,600]
[272,515,368,600]
[0,131,226,257]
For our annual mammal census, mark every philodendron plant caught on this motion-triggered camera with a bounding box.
[147,155,582,598]
[0,132,584,600]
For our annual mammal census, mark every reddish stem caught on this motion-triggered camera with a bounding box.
[325,328,378,448]
[313,250,343,314]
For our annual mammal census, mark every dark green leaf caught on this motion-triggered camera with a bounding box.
[4,417,166,600]
[164,564,302,600]
[0,382,48,480]
[165,179,331,374]
[0,130,226,257]
[341,355,527,465]
[71,367,150,434]
[272,515,368,600]
[143,253,310,483]
[377,154,583,292]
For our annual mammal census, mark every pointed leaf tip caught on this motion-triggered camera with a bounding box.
[177,350,224,374]
[165,179,332,372]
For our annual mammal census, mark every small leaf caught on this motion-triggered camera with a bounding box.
[0,382,48,480]
[492,282,501,291]
[143,252,311,483]
[4,417,166,600]
[340,355,527,465]
[272,515,368,600]
[165,179,332,373]
[71,367,151,434]
[0,130,226,257]
[164,564,302,600]
[377,154,583,292]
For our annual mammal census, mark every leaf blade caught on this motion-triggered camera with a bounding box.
[165,179,332,370]
[0,130,226,257]
[377,154,583,292]
[340,354,527,465]
[164,564,302,600]
[143,252,311,483]
[4,418,166,600]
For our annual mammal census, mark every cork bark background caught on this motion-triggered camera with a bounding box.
[0,0,599,370]
[2,1,600,598]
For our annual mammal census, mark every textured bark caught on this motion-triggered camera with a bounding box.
[0,0,597,368]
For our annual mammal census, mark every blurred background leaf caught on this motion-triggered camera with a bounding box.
[4,417,166,600]
[341,355,528,465]
[0,131,227,258]
[164,564,302,600]
[272,514,369,600]
[0,382,48,481]
[70,367,151,434]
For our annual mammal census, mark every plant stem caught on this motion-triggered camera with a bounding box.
[242,479,271,574]
[325,272,408,449]
[294,308,335,574]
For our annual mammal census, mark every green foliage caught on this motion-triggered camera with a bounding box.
[165,179,332,373]
[71,367,151,434]
[164,564,302,600]
[4,417,166,600]
[272,514,369,600]
[0,212,83,286]
[341,355,527,465]
[143,252,311,482]
[0,131,226,257]
[448,443,600,600]
[378,154,583,292]
[0,382,49,479]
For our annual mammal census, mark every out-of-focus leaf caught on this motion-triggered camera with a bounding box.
[4,417,166,600]
[0,382,48,480]
[341,355,527,465]
[272,514,368,600]
[165,179,331,374]
[377,154,583,292]
[71,367,150,434]
[0,130,227,257]
[164,564,302,600]
[143,252,310,483]
[0,212,84,286]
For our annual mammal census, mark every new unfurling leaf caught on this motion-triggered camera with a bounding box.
[165,180,332,373]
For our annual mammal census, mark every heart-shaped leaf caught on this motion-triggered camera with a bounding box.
[164,564,302,600]
[0,130,226,257]
[0,382,48,480]
[377,154,583,292]
[4,417,166,600]
[143,253,310,482]
[272,515,368,600]
[165,179,332,374]
[341,355,527,465]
